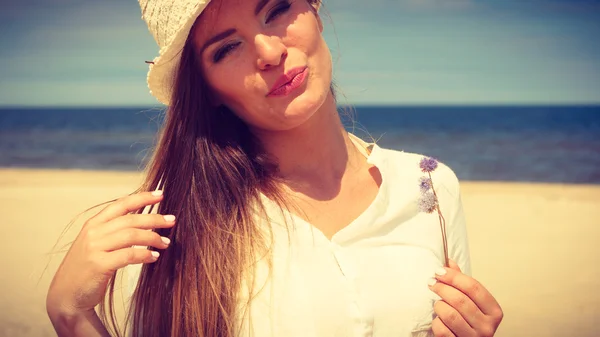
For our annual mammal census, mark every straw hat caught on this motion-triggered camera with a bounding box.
[139,0,212,106]
[140,0,321,106]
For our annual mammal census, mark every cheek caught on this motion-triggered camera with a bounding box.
[286,14,320,52]
[287,14,330,76]
[207,69,266,120]
[208,66,251,99]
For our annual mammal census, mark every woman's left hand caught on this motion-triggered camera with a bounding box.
[428,259,503,337]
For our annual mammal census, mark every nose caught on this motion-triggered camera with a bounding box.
[255,34,287,70]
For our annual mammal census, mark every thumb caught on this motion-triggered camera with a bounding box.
[448,258,462,272]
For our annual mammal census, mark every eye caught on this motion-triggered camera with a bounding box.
[213,41,241,62]
[266,1,291,24]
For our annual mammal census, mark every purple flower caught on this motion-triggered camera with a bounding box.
[418,191,438,213]
[416,156,449,267]
[419,157,438,173]
[419,176,432,193]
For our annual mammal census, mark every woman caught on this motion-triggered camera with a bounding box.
[46,0,503,336]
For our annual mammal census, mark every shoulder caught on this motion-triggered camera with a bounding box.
[374,145,460,191]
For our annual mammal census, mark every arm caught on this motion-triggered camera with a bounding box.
[427,168,503,336]
[46,191,172,337]
[48,309,111,337]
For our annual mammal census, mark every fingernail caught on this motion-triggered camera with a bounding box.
[152,190,163,197]
[163,215,176,222]
[161,236,171,245]
[151,251,160,259]
[427,278,437,287]
[435,267,447,276]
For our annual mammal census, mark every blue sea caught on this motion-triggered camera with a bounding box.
[0,106,599,184]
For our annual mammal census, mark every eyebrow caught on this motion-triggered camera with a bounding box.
[199,0,272,55]
[200,28,236,54]
[254,0,270,16]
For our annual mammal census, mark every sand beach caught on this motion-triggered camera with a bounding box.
[0,168,598,337]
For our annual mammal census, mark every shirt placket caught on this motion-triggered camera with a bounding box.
[330,242,374,337]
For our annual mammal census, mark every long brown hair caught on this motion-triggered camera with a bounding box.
[99,1,337,336]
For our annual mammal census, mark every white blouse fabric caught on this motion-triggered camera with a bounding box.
[124,135,472,337]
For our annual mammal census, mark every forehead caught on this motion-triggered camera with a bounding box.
[194,0,251,37]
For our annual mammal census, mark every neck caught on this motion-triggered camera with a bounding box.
[251,92,366,198]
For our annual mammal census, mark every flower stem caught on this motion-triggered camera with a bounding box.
[439,213,449,267]
[428,172,449,267]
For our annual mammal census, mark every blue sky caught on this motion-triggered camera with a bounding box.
[0,0,599,106]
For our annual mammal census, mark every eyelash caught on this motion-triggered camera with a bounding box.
[213,42,241,62]
[212,1,292,63]
[266,1,291,24]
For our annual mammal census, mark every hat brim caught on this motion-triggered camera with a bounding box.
[147,2,210,105]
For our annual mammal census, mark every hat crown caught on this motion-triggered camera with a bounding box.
[139,0,204,50]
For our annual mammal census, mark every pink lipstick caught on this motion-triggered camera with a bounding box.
[267,66,308,97]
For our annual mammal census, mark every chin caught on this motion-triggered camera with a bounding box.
[283,80,328,120]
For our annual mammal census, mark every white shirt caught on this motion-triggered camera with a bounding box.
[125,135,472,337]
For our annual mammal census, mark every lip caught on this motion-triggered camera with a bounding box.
[267,66,308,96]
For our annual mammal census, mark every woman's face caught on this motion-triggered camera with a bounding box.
[191,0,332,131]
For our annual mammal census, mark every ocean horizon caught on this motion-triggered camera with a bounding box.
[1,105,599,184]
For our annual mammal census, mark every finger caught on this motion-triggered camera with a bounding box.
[96,228,170,252]
[429,278,484,331]
[448,259,462,272]
[87,191,164,227]
[103,247,161,271]
[97,213,176,236]
[434,266,501,316]
[431,316,457,337]
[432,301,470,337]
